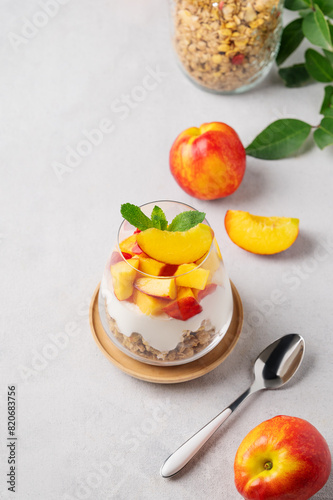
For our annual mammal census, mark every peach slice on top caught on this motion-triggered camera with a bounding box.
[225,210,299,255]
[136,223,214,265]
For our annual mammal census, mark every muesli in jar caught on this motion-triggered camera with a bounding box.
[170,0,282,93]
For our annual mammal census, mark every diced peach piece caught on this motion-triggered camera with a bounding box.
[177,286,195,300]
[193,283,217,302]
[159,264,179,277]
[225,210,300,255]
[175,264,209,290]
[119,234,143,256]
[110,250,132,266]
[110,258,139,300]
[195,247,221,278]
[136,223,214,265]
[163,287,203,321]
[133,289,164,316]
[138,256,166,276]
[134,277,177,300]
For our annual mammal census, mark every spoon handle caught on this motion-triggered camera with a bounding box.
[160,387,253,478]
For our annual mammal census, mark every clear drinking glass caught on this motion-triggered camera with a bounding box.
[168,0,283,94]
[99,201,233,366]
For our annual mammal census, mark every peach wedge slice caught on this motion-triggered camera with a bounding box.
[225,210,299,255]
[136,223,214,265]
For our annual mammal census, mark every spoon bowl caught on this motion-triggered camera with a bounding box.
[253,333,305,390]
[161,333,305,478]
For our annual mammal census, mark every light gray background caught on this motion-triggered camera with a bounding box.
[1,1,332,499]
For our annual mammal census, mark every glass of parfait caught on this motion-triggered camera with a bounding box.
[99,201,234,366]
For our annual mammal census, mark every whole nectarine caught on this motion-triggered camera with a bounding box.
[234,415,331,500]
[169,122,246,200]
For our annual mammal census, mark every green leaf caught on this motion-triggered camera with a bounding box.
[305,48,333,81]
[313,116,333,148]
[285,0,311,10]
[299,8,313,18]
[276,19,304,66]
[323,48,333,64]
[320,85,333,114]
[167,211,206,232]
[302,6,332,50]
[279,64,311,87]
[151,205,168,230]
[246,119,312,159]
[314,0,333,18]
[120,203,153,231]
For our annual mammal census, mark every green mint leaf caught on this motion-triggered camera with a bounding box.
[320,85,333,115]
[246,119,312,159]
[276,19,304,66]
[120,203,153,231]
[167,211,205,232]
[305,48,333,82]
[151,205,168,230]
[285,0,311,11]
[279,64,311,87]
[314,116,333,148]
[314,0,333,18]
[302,6,333,50]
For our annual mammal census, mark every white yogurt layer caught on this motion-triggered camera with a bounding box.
[101,271,233,352]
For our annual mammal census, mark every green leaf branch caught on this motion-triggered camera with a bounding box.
[246,0,333,159]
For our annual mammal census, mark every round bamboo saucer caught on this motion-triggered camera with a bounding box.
[89,282,243,384]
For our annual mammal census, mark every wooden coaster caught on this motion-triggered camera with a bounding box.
[89,282,243,384]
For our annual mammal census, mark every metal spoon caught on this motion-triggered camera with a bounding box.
[160,333,305,478]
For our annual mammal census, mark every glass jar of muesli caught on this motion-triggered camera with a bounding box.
[168,0,283,93]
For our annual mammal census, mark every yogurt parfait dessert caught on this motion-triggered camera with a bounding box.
[99,201,234,366]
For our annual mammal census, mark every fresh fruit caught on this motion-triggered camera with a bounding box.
[193,283,217,302]
[159,264,179,277]
[225,210,299,255]
[234,415,331,500]
[136,223,214,265]
[163,287,203,320]
[169,122,246,200]
[110,258,139,300]
[134,277,177,300]
[119,234,143,256]
[138,256,166,276]
[133,289,164,316]
[110,251,132,266]
[175,264,210,290]
[196,247,221,277]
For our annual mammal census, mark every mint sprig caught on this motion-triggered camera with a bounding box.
[120,203,153,231]
[151,205,168,230]
[167,210,205,231]
[120,203,205,232]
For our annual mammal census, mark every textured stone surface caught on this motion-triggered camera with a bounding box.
[0,1,332,499]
